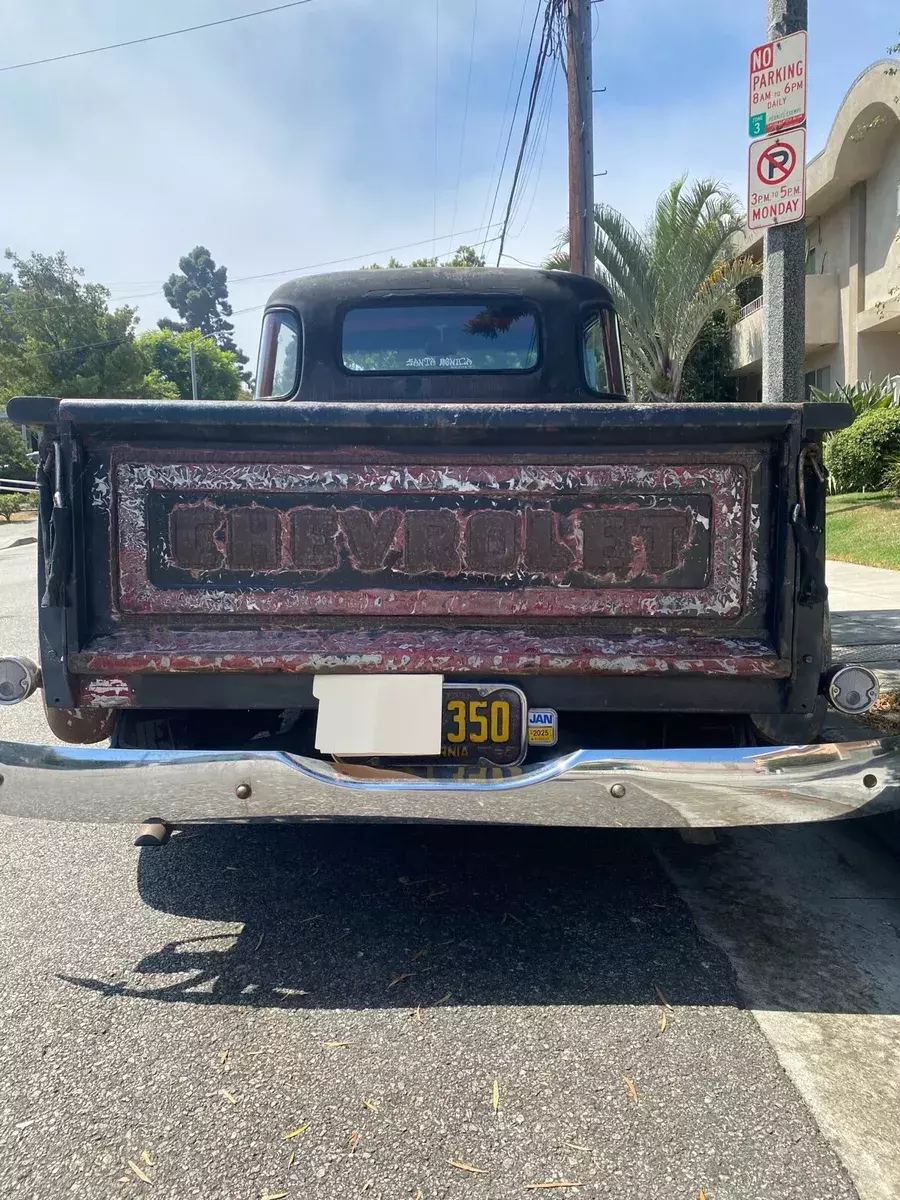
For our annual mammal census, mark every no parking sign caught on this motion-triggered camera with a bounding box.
[747,127,806,231]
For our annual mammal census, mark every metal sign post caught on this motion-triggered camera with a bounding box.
[759,0,808,405]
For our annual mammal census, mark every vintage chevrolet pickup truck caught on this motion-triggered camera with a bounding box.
[0,268,897,837]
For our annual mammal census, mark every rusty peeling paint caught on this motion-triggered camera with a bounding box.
[70,629,787,682]
[113,459,757,620]
[78,676,133,708]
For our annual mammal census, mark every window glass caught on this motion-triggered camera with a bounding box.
[342,302,539,373]
[255,310,300,399]
[804,365,832,399]
[582,308,626,396]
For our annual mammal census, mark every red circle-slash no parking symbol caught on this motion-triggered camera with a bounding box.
[757,141,797,185]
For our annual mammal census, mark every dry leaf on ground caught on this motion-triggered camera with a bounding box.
[261,1192,289,1200]
[436,992,452,1005]
[283,1124,309,1141]
[219,1048,230,1066]
[562,1143,591,1152]
[127,1159,153,1184]
[492,1079,500,1112]
[220,1089,238,1105]
[348,1129,360,1154]
[139,1150,154,1167]
[654,984,673,1010]
[623,1076,639,1101]
[324,1041,353,1048]
[524,1183,582,1191]
[389,972,414,989]
[658,1010,669,1034]
[363,1099,380,1111]
[449,1160,489,1174]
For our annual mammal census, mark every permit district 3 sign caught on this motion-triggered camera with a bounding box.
[747,126,806,231]
[748,30,807,137]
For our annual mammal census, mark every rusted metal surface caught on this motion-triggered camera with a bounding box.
[114,459,757,620]
[70,628,787,684]
[42,700,117,743]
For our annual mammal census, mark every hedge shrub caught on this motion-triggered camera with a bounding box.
[0,493,27,522]
[824,408,900,493]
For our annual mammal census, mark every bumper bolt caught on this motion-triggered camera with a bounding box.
[610,783,626,799]
[235,783,252,800]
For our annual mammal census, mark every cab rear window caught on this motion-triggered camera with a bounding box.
[342,301,539,373]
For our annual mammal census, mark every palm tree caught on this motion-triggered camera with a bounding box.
[546,177,760,401]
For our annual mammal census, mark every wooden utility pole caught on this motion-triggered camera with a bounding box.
[566,0,595,278]
[762,0,807,402]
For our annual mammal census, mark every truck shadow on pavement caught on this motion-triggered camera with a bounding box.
[58,819,900,1017]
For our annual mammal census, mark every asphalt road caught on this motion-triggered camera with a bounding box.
[1,539,898,1200]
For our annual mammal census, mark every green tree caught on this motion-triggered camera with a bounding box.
[0,418,33,480]
[137,328,243,401]
[160,246,249,377]
[0,250,174,404]
[680,312,738,404]
[546,178,759,401]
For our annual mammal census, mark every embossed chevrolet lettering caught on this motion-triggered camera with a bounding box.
[166,499,698,582]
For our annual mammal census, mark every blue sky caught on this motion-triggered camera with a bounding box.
[1,0,897,364]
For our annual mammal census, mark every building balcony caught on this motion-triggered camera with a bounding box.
[731,273,841,373]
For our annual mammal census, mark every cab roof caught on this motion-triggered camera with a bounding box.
[262,267,623,404]
[266,267,617,310]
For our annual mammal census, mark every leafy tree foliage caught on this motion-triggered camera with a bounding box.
[0,418,33,480]
[0,250,175,404]
[137,328,244,401]
[680,312,738,404]
[546,178,759,400]
[160,246,249,378]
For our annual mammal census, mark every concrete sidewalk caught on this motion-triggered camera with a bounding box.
[0,516,37,552]
[827,560,900,691]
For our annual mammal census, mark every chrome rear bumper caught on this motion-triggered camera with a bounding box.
[1,738,899,827]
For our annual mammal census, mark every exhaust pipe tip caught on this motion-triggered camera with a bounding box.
[824,665,880,716]
[0,656,42,706]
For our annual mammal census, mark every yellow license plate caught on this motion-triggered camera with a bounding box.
[440,684,527,767]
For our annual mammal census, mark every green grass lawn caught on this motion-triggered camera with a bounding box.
[826,491,900,569]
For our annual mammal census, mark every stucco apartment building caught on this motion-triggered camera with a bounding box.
[733,59,900,400]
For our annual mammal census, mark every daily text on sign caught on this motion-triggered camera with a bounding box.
[747,127,807,232]
[748,30,807,137]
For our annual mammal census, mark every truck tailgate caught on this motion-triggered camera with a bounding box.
[28,398,845,710]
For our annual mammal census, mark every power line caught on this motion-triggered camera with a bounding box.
[479,0,545,260]
[0,0,318,74]
[448,0,479,256]
[8,223,505,331]
[495,0,563,265]
[432,0,441,259]
[476,0,534,257]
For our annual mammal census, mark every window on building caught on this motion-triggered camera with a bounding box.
[804,365,832,399]
[805,246,816,275]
